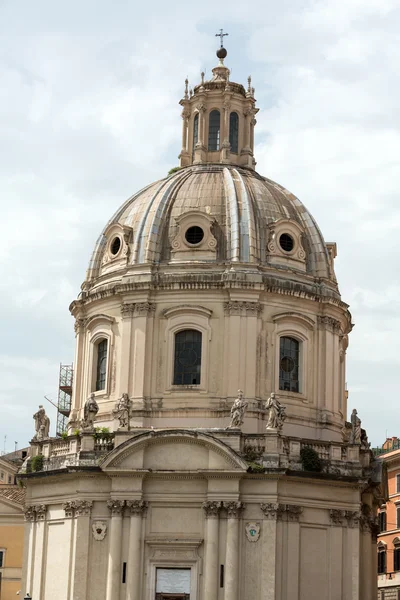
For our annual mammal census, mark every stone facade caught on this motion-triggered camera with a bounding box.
[19,45,383,600]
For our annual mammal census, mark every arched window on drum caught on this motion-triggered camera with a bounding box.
[279,336,300,393]
[208,110,220,151]
[192,113,199,155]
[95,338,108,391]
[173,329,202,385]
[229,112,239,153]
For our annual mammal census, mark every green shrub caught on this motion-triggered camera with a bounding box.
[300,446,322,472]
[31,455,44,473]
[168,166,182,176]
[60,431,68,440]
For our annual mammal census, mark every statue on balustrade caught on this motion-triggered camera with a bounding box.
[33,405,50,441]
[113,393,132,430]
[265,393,286,431]
[350,408,361,445]
[81,393,99,432]
[228,390,248,429]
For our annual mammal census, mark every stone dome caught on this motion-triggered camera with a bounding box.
[86,164,338,296]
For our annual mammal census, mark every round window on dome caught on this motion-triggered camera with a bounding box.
[279,233,294,252]
[185,226,204,245]
[110,236,122,256]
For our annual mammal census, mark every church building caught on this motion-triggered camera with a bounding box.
[20,42,383,600]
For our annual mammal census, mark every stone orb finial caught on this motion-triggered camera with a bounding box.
[217,47,227,60]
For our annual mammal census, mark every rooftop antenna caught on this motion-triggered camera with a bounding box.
[215,28,229,48]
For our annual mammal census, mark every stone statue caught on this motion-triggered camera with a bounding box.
[228,390,248,429]
[360,428,370,451]
[81,393,99,431]
[33,405,50,441]
[265,393,286,431]
[350,408,361,445]
[113,393,132,430]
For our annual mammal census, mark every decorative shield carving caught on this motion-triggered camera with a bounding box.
[92,521,107,541]
[245,521,261,542]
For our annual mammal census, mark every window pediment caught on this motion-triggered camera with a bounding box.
[163,305,213,320]
[272,311,315,330]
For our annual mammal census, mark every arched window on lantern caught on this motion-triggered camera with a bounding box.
[229,112,239,153]
[279,336,300,393]
[192,113,199,154]
[173,329,202,385]
[208,110,220,151]
[95,338,108,391]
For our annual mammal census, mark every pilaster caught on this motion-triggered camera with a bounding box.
[70,500,93,600]
[126,500,148,600]
[224,501,245,600]
[202,501,222,600]
[106,500,125,600]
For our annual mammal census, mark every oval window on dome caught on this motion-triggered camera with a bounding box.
[110,236,122,256]
[279,233,294,252]
[185,226,204,245]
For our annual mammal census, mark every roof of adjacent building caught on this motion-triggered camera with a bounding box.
[0,485,25,506]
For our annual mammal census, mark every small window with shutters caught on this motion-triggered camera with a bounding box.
[379,511,386,533]
[378,547,386,574]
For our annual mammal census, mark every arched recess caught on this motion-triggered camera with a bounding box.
[100,429,249,473]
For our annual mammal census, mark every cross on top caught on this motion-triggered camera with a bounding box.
[215,28,229,48]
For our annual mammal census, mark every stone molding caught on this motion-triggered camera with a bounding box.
[224,301,262,316]
[202,501,223,517]
[225,501,245,518]
[24,504,47,522]
[317,315,342,333]
[107,499,126,515]
[126,500,148,516]
[260,503,303,522]
[121,302,156,318]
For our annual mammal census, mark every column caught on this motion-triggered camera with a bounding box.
[224,501,244,600]
[285,505,302,600]
[72,318,86,414]
[260,503,279,600]
[31,504,47,600]
[106,500,125,600]
[202,501,222,600]
[242,109,251,151]
[22,506,38,597]
[126,500,148,600]
[71,500,93,600]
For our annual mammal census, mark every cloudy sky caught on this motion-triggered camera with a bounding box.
[1,0,399,451]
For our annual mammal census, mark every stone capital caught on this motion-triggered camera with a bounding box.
[225,501,245,518]
[202,501,223,518]
[317,315,342,333]
[260,502,283,520]
[35,504,47,521]
[74,500,93,517]
[126,500,148,516]
[107,499,125,515]
[329,509,346,526]
[74,317,87,334]
[224,301,262,317]
[121,302,156,319]
[63,501,76,518]
[24,505,37,522]
[345,510,361,528]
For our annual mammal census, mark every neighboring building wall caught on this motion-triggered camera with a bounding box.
[0,459,18,486]
[0,487,25,600]
[377,447,400,598]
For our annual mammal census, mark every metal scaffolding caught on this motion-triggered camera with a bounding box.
[56,364,73,436]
